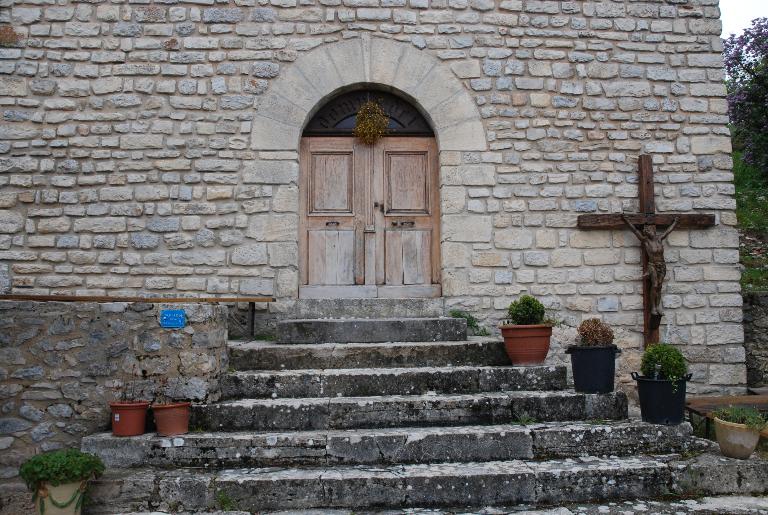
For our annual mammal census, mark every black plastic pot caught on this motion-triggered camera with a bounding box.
[632,372,692,425]
[566,345,620,394]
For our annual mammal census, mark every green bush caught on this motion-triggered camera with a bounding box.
[449,309,489,336]
[640,343,688,383]
[19,448,105,492]
[507,295,546,325]
[713,406,767,432]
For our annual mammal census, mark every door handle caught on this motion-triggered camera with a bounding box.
[374,202,384,213]
[326,221,339,226]
[392,220,415,227]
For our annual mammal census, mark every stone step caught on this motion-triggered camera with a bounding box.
[81,422,706,470]
[220,365,566,399]
[191,391,628,431]
[229,337,508,371]
[283,298,446,319]
[114,495,768,515]
[276,317,467,344]
[86,453,768,512]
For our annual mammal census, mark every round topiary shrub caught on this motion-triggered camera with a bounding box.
[507,295,546,325]
[640,343,688,383]
[576,318,614,347]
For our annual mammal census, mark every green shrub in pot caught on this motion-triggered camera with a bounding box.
[499,295,554,365]
[632,343,691,425]
[20,448,105,515]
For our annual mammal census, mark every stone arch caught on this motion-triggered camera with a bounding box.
[250,37,486,152]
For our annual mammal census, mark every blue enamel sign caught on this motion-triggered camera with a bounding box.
[160,309,186,329]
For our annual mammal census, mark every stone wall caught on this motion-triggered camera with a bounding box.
[744,293,768,388]
[0,300,228,506]
[0,0,746,392]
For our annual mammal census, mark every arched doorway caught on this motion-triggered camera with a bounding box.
[299,90,441,299]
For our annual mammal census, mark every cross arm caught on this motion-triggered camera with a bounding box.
[577,213,715,230]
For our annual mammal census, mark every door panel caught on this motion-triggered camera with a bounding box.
[386,152,429,214]
[307,230,355,285]
[308,153,353,214]
[300,136,440,297]
[377,137,439,287]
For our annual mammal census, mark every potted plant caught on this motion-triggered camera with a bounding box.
[499,295,554,365]
[632,343,691,425]
[565,318,621,394]
[19,448,104,515]
[152,378,190,437]
[712,406,767,459]
[109,368,149,437]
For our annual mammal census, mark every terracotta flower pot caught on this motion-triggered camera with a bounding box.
[34,481,87,515]
[499,324,552,365]
[152,402,191,436]
[714,417,761,459]
[109,401,149,437]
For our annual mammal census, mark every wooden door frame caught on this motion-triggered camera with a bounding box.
[299,135,441,299]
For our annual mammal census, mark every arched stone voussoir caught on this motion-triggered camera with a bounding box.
[251,37,487,152]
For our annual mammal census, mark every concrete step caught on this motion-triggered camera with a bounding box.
[86,453,768,512]
[81,422,707,470]
[220,365,566,399]
[229,338,508,371]
[191,391,628,431]
[283,298,446,319]
[276,317,467,344]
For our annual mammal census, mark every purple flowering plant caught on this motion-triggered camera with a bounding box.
[723,18,768,174]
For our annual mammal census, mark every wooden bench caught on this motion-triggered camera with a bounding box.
[0,294,274,337]
[685,394,768,436]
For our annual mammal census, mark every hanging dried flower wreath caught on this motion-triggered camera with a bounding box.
[353,99,389,145]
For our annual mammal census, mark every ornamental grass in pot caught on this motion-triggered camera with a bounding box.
[566,318,621,394]
[152,378,190,437]
[499,295,554,365]
[713,406,767,459]
[632,343,691,425]
[20,448,104,515]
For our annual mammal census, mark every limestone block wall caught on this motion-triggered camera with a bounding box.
[0,0,744,392]
[0,301,228,493]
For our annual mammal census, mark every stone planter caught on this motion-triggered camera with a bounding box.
[109,401,149,437]
[152,402,191,436]
[714,417,761,459]
[34,481,86,515]
[499,324,552,365]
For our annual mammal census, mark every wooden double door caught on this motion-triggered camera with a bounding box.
[299,137,441,298]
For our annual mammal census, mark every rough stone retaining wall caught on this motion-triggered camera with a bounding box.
[744,293,768,388]
[0,0,745,393]
[0,300,228,506]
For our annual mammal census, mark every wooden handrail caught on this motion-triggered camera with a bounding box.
[0,294,274,304]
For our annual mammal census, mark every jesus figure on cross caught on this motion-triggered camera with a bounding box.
[621,214,680,318]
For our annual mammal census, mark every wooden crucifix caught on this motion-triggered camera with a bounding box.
[577,155,716,347]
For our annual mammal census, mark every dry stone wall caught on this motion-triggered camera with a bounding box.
[0,0,745,393]
[0,301,228,502]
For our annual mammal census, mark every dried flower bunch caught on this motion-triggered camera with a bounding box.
[0,26,22,47]
[576,318,614,347]
[353,99,389,145]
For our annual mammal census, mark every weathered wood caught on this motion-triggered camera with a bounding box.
[686,395,768,416]
[0,294,273,303]
[577,213,716,229]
